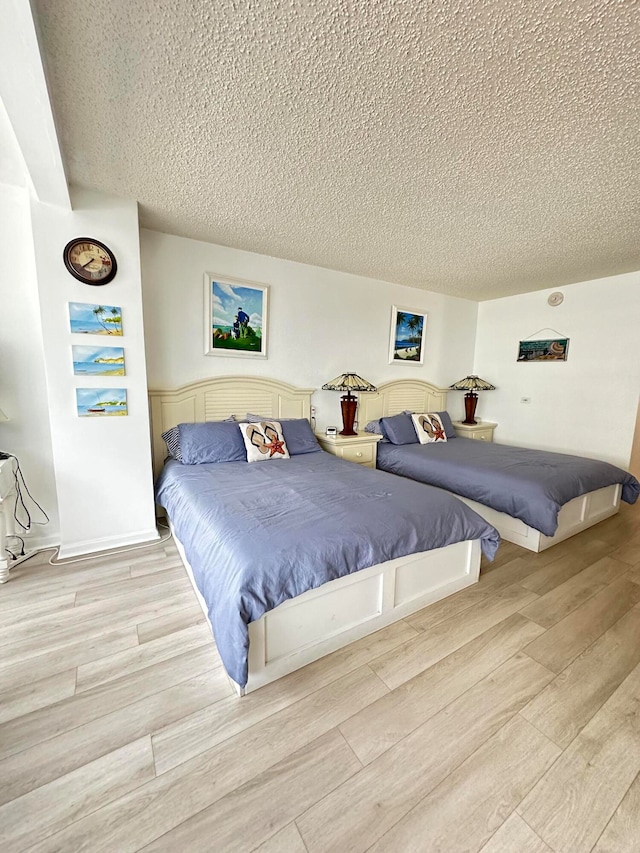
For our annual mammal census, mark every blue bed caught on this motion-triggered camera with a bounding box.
[377,436,639,539]
[155,451,499,690]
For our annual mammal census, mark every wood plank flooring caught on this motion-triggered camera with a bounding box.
[0,502,639,852]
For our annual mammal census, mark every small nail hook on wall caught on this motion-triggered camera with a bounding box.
[548,292,564,307]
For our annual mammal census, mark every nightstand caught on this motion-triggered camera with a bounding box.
[315,431,383,468]
[452,421,497,442]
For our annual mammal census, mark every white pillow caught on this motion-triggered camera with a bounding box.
[239,420,290,462]
[411,413,448,444]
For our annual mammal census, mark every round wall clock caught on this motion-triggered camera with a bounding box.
[63,238,117,285]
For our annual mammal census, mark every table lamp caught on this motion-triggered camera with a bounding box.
[321,372,377,436]
[449,375,495,424]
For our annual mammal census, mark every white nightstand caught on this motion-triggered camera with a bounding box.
[452,421,497,442]
[315,431,383,468]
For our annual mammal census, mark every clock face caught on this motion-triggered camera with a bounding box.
[64,238,117,285]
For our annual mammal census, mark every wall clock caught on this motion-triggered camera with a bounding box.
[63,238,117,285]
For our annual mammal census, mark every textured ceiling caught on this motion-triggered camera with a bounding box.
[32,0,640,300]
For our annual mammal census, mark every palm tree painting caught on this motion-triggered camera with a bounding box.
[68,302,123,335]
[389,306,427,364]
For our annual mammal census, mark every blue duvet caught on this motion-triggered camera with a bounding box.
[155,452,499,687]
[377,439,639,537]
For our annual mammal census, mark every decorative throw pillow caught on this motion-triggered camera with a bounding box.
[401,410,457,439]
[161,426,183,461]
[239,420,290,462]
[245,415,321,455]
[411,413,448,444]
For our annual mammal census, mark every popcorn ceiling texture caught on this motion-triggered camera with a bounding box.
[33,0,639,300]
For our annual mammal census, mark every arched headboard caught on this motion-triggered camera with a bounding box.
[149,375,314,477]
[359,379,449,427]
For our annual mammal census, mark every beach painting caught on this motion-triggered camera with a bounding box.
[76,388,128,417]
[204,272,268,358]
[69,302,123,336]
[72,346,125,376]
[389,306,427,364]
[517,338,569,362]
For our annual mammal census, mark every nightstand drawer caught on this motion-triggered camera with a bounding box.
[469,429,493,441]
[340,444,374,465]
[316,431,382,468]
[451,421,497,442]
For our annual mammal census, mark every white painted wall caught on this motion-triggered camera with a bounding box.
[475,272,640,467]
[0,182,60,549]
[140,230,479,430]
[30,188,157,557]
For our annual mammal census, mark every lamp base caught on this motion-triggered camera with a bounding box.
[339,396,358,436]
[462,392,479,425]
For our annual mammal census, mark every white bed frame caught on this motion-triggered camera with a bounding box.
[149,376,482,695]
[359,378,622,553]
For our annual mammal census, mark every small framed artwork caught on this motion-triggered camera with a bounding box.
[68,302,123,335]
[72,345,125,376]
[76,388,128,417]
[388,306,427,364]
[517,338,569,362]
[204,273,268,358]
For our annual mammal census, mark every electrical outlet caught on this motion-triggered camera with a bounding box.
[520,397,531,404]
[310,406,317,416]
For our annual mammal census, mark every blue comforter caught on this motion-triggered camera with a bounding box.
[377,439,639,537]
[155,452,499,687]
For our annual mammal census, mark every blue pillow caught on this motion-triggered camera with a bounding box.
[364,419,384,435]
[178,421,247,464]
[380,413,418,445]
[245,414,321,455]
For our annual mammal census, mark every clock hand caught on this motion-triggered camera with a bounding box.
[82,258,96,268]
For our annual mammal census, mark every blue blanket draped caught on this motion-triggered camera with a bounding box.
[155,452,499,687]
[377,439,639,537]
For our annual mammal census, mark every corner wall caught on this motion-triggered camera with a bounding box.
[0,183,60,549]
[474,271,640,467]
[140,230,479,430]
[30,188,157,557]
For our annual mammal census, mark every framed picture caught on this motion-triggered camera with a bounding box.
[388,306,427,364]
[517,338,569,362]
[68,302,123,335]
[76,388,127,417]
[72,345,125,376]
[204,273,268,358]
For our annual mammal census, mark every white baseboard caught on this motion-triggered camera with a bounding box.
[57,528,161,560]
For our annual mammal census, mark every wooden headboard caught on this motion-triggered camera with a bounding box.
[148,375,314,477]
[359,379,449,427]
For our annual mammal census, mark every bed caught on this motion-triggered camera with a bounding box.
[360,379,640,553]
[149,376,499,695]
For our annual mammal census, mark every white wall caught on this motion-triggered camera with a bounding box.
[475,272,640,467]
[141,230,479,430]
[30,188,158,557]
[0,182,60,549]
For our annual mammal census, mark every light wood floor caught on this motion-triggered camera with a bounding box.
[1,503,640,852]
